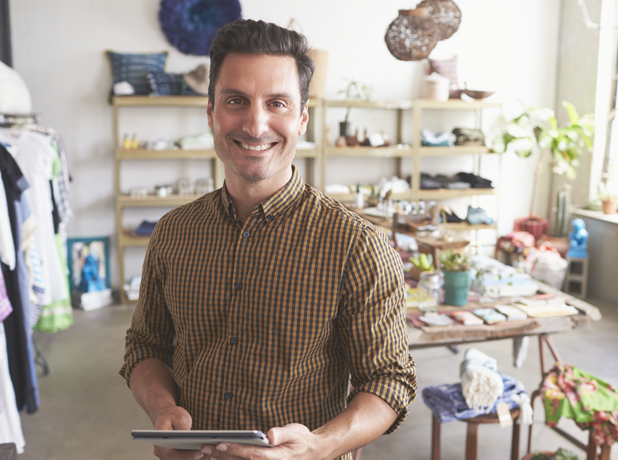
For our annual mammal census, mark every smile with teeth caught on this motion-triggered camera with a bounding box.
[237,141,275,151]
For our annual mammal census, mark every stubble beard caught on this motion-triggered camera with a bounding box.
[214,132,297,183]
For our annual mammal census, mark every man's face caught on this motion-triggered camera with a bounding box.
[207,53,309,185]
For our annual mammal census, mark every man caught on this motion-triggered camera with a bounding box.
[120,19,416,460]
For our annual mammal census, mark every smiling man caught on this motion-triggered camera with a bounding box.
[120,19,416,460]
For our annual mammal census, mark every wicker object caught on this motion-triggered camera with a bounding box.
[417,0,462,41]
[385,8,439,61]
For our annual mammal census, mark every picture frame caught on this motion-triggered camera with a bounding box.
[66,236,111,292]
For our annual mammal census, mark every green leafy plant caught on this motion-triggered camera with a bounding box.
[597,181,617,202]
[338,78,373,122]
[492,101,594,216]
[409,253,434,272]
[439,250,469,272]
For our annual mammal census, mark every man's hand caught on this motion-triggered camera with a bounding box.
[201,423,318,460]
[152,405,205,460]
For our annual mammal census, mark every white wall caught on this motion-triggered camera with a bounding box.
[10,0,561,288]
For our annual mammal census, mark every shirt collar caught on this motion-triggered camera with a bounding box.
[220,165,305,223]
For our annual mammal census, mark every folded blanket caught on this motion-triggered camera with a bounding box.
[422,373,528,423]
[460,348,504,410]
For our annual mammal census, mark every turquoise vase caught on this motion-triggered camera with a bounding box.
[443,270,471,306]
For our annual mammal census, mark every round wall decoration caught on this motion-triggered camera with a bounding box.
[158,0,242,56]
[385,9,439,62]
[416,0,462,41]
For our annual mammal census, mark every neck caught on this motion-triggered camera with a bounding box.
[225,167,293,220]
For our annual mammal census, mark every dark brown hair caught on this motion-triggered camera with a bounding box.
[208,19,315,114]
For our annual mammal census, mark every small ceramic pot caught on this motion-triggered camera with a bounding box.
[443,270,471,306]
[602,200,618,214]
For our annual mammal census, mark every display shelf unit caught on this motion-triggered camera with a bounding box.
[113,95,218,304]
[322,98,502,231]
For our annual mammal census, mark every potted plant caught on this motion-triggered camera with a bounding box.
[597,181,618,214]
[439,250,470,306]
[337,78,373,145]
[492,101,594,229]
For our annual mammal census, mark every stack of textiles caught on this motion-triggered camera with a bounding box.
[460,348,504,410]
[422,373,530,423]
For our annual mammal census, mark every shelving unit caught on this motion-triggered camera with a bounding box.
[112,95,218,304]
[321,98,502,232]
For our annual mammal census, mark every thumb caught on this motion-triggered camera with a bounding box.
[267,423,303,446]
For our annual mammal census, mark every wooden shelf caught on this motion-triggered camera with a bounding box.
[119,231,150,247]
[325,100,413,109]
[326,146,411,158]
[326,191,412,202]
[117,194,202,208]
[414,99,502,110]
[116,149,217,160]
[295,148,318,158]
[418,188,498,200]
[113,95,209,107]
[420,146,494,156]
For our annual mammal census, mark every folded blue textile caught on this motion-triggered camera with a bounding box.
[422,373,526,423]
[133,220,158,236]
[421,128,454,147]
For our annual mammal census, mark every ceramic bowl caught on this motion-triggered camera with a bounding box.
[462,89,496,100]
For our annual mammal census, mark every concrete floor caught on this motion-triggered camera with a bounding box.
[18,297,618,460]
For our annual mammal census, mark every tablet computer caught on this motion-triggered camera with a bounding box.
[131,430,271,450]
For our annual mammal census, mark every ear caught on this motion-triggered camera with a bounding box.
[298,101,309,136]
[207,99,214,129]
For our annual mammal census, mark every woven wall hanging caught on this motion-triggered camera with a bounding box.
[385,8,440,61]
[159,0,242,56]
[417,0,462,41]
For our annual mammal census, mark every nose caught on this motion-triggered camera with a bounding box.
[242,104,269,139]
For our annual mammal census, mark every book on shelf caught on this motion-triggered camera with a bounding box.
[473,308,507,324]
[71,288,113,311]
[495,305,528,321]
[418,314,454,327]
[511,302,578,318]
[514,293,566,307]
[450,311,484,326]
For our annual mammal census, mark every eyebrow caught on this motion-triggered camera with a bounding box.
[219,88,296,100]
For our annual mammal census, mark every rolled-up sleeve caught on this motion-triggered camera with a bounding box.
[338,225,416,433]
[119,223,176,387]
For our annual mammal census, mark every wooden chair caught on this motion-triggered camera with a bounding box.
[431,409,521,460]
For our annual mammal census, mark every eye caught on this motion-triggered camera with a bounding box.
[227,98,244,105]
[271,101,286,108]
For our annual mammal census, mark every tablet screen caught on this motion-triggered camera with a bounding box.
[132,430,271,450]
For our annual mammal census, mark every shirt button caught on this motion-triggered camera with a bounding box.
[225,391,233,400]
[266,215,274,222]
[230,337,239,345]
[234,283,242,291]
[242,231,250,238]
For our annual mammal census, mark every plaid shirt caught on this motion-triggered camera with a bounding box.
[120,167,416,457]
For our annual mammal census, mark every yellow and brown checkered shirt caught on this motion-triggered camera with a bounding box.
[120,167,416,456]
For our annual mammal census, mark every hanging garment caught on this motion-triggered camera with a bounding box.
[0,144,38,413]
[0,322,25,454]
[0,174,15,270]
[0,250,11,322]
[0,130,68,304]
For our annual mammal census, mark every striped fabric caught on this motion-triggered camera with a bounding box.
[121,167,416,456]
